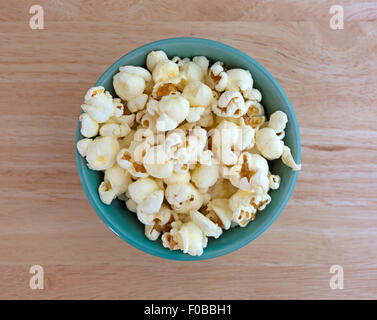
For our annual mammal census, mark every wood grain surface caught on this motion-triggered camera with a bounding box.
[0,0,377,300]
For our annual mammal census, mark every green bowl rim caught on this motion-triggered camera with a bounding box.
[75,37,301,261]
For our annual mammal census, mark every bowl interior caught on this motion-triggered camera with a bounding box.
[75,38,300,261]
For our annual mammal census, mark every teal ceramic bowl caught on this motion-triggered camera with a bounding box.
[75,37,301,261]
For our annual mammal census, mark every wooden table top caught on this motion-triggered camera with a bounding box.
[1,0,377,299]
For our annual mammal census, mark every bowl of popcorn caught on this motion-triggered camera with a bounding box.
[75,37,301,260]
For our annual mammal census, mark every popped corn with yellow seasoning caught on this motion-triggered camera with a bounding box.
[77,50,301,256]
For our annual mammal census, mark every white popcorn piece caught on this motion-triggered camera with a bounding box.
[165,183,203,214]
[229,190,271,227]
[240,121,255,150]
[171,221,208,256]
[133,127,155,141]
[127,163,149,178]
[180,61,203,83]
[243,88,262,102]
[151,80,180,100]
[79,113,99,138]
[229,189,252,212]
[145,225,160,241]
[256,193,271,211]
[211,122,238,166]
[199,149,213,166]
[135,110,149,126]
[116,148,133,169]
[172,56,191,68]
[146,50,168,72]
[229,191,257,227]
[226,68,253,94]
[172,56,183,66]
[136,110,157,132]
[112,98,125,117]
[104,164,131,195]
[133,139,153,163]
[152,60,179,83]
[128,178,165,226]
[127,93,148,113]
[155,113,177,132]
[255,127,284,160]
[128,178,159,204]
[161,229,180,251]
[137,189,164,225]
[153,204,176,230]
[143,145,174,179]
[117,144,141,166]
[174,162,190,174]
[119,66,152,82]
[99,122,131,138]
[98,181,117,205]
[155,95,190,131]
[81,87,116,123]
[281,145,302,171]
[209,61,228,91]
[212,91,247,118]
[212,120,248,166]
[191,164,219,191]
[249,101,264,114]
[242,101,266,130]
[84,86,105,102]
[269,110,288,136]
[105,163,131,189]
[191,211,222,239]
[86,136,119,171]
[159,95,190,123]
[146,98,159,116]
[117,144,149,178]
[165,130,185,150]
[183,81,213,108]
[98,164,132,205]
[183,127,208,163]
[228,152,269,194]
[268,172,281,190]
[192,56,209,76]
[113,69,146,102]
[164,131,188,165]
[76,138,92,157]
[147,205,178,241]
[206,198,233,230]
